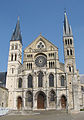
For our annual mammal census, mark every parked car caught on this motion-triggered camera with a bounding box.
[0,108,9,116]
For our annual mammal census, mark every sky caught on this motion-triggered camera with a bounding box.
[0,0,84,74]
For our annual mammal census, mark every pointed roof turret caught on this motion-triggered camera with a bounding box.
[11,16,22,44]
[63,11,73,36]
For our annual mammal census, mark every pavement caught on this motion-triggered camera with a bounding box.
[72,111,84,120]
[0,110,84,120]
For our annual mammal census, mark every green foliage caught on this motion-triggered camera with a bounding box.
[80,109,84,111]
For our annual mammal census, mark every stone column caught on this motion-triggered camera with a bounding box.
[45,72,49,109]
[32,72,36,110]
[13,53,15,61]
[33,92,37,110]
[14,94,17,110]
[46,91,49,109]
[22,90,26,110]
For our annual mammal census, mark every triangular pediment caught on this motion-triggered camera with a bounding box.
[24,35,58,52]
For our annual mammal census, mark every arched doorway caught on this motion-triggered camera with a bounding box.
[37,91,46,109]
[61,95,67,109]
[17,96,22,110]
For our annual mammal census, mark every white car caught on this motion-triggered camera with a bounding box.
[0,108,9,116]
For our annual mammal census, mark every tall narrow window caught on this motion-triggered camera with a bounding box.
[15,54,17,61]
[61,75,65,86]
[69,66,71,72]
[49,73,54,87]
[52,62,54,67]
[28,74,33,88]
[38,71,43,87]
[27,63,28,69]
[67,50,69,55]
[11,54,13,61]
[12,68,14,74]
[31,63,32,69]
[70,49,72,55]
[68,39,69,44]
[70,39,72,44]
[18,78,22,88]
[53,53,54,57]
[65,39,67,45]
[49,62,50,68]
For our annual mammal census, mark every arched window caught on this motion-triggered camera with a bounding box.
[70,49,72,55]
[51,53,52,57]
[29,63,32,69]
[52,62,54,67]
[28,74,33,88]
[18,78,22,88]
[27,63,32,69]
[65,39,67,45]
[27,63,28,68]
[49,53,50,57]
[49,62,50,68]
[69,66,71,72]
[67,50,69,55]
[15,54,17,61]
[61,75,65,86]
[70,39,72,44]
[53,53,54,57]
[49,73,54,87]
[38,71,43,87]
[11,54,13,61]
[50,90,55,101]
[12,68,14,74]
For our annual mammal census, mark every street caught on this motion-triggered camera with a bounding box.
[0,110,84,120]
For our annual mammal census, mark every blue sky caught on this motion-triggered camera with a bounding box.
[0,0,84,74]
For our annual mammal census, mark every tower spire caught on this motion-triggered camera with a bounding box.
[11,17,22,44]
[63,11,73,36]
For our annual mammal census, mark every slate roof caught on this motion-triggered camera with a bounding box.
[63,11,73,36]
[0,72,7,87]
[11,17,22,44]
[80,74,84,84]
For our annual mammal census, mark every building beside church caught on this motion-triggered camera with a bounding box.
[0,72,7,87]
[0,86,8,108]
[6,12,82,111]
[80,75,84,108]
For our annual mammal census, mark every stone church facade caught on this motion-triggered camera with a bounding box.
[6,12,81,111]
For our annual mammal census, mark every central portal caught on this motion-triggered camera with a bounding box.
[37,92,46,109]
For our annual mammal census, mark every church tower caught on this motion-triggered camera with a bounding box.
[63,11,76,73]
[6,17,22,108]
[63,12,80,111]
